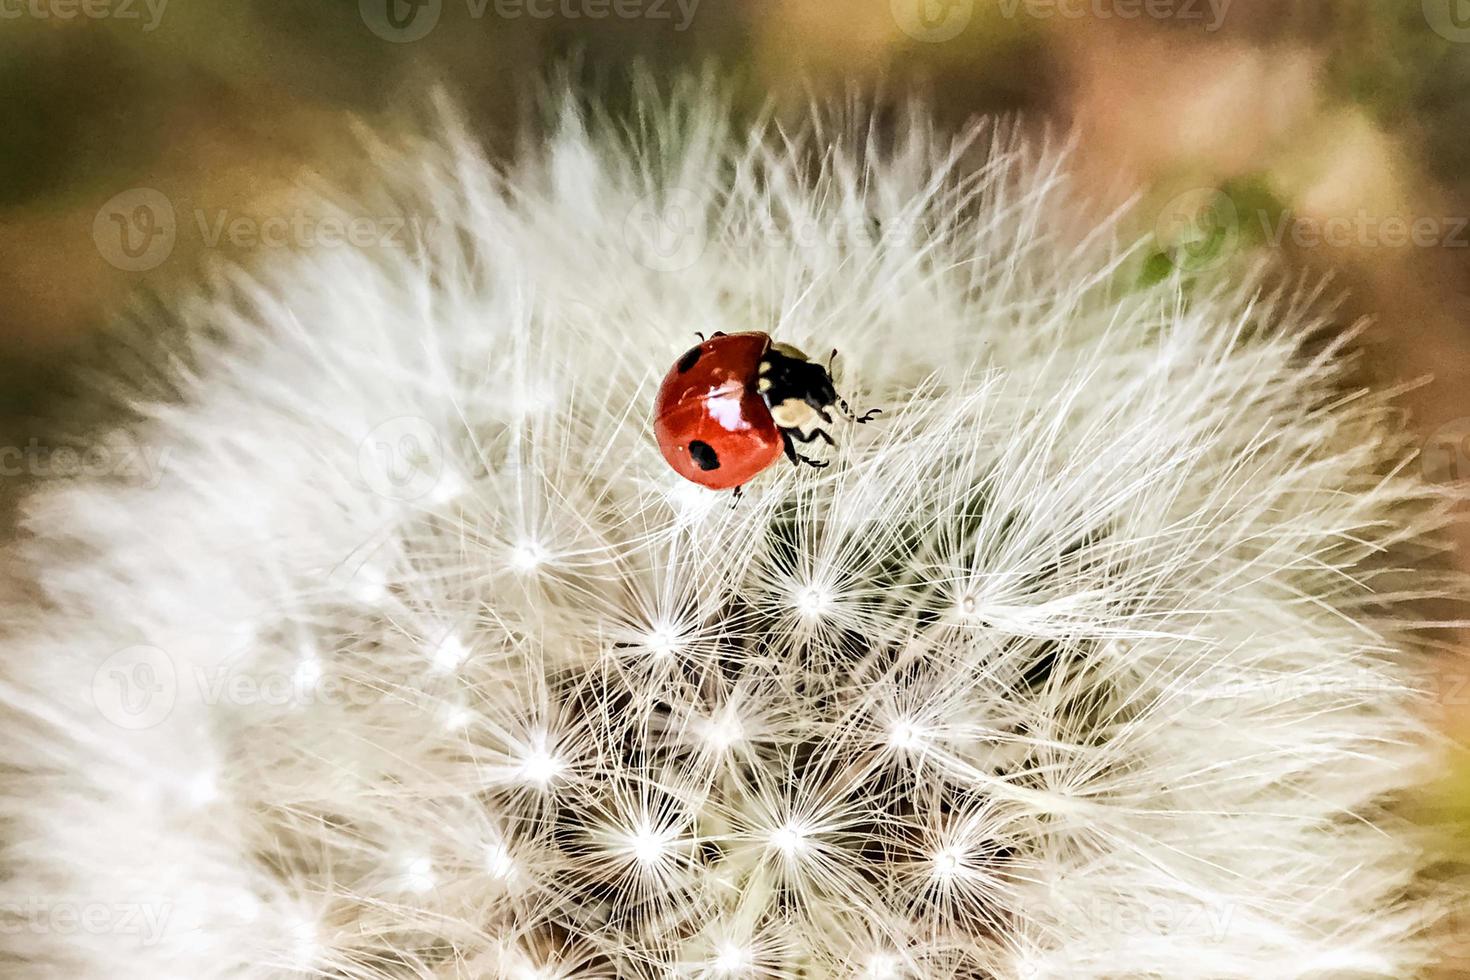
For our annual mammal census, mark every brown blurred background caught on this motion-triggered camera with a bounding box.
[5,0,1470,958]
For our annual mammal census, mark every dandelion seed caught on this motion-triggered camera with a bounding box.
[793,583,832,619]
[401,855,435,893]
[292,654,322,690]
[186,769,219,807]
[622,822,675,868]
[666,479,717,521]
[887,719,926,752]
[931,845,968,881]
[863,952,903,979]
[516,741,566,789]
[712,942,753,974]
[428,634,469,674]
[285,914,319,972]
[700,711,745,753]
[643,623,683,658]
[484,840,517,881]
[509,541,546,573]
[442,703,472,731]
[345,562,388,603]
[768,822,809,860]
[426,468,467,505]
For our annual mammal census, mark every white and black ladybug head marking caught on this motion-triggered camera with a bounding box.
[756,343,841,432]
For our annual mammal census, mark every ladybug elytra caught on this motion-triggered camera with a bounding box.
[652,331,879,496]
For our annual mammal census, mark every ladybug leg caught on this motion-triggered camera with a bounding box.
[837,396,881,423]
[730,484,743,506]
[695,331,728,342]
[780,429,829,469]
[789,426,835,447]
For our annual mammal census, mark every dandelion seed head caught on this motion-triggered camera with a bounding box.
[3,83,1455,980]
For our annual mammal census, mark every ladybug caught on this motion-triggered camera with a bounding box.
[652,331,879,496]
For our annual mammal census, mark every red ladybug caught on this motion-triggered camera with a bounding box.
[652,331,878,495]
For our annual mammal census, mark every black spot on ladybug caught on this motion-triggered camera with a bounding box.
[688,440,720,471]
[676,346,702,373]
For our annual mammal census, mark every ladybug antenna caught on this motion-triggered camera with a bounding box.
[827,349,881,423]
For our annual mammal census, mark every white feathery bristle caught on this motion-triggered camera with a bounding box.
[0,81,1459,978]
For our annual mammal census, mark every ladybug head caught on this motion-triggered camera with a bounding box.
[756,343,841,431]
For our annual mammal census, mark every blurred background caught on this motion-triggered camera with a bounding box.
[4,0,1470,965]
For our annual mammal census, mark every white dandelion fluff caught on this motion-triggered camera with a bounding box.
[0,80,1460,978]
